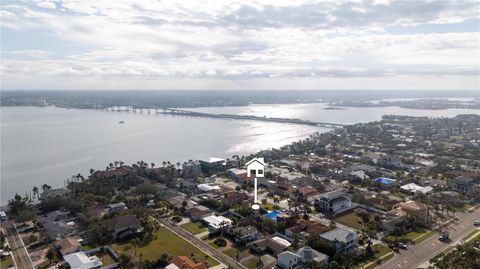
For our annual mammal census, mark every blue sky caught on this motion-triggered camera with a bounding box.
[1,0,479,90]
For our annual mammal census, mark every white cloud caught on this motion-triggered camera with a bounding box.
[0,0,479,90]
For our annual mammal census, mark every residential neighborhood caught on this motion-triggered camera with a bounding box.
[1,114,479,269]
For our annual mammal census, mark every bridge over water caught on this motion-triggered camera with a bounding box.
[103,106,346,128]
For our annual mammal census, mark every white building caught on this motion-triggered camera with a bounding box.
[202,215,232,232]
[197,184,221,192]
[400,183,433,195]
[63,251,102,269]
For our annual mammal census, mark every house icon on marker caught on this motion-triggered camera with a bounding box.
[245,157,266,210]
[245,157,266,178]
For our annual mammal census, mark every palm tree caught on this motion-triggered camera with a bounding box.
[32,186,39,199]
[46,247,56,264]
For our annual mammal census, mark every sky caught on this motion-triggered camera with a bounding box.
[1,0,479,90]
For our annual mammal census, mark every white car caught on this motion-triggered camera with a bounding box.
[474,220,480,226]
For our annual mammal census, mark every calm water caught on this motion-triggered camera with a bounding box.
[2,104,479,204]
[0,106,324,204]
[187,103,480,124]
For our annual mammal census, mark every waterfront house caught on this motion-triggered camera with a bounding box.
[277,247,329,269]
[315,190,352,215]
[199,157,226,173]
[182,160,202,176]
[400,183,433,195]
[319,227,358,253]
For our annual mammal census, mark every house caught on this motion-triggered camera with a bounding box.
[296,186,321,203]
[230,226,260,244]
[319,227,358,253]
[284,221,328,241]
[106,202,128,213]
[199,158,226,173]
[166,256,208,269]
[248,236,291,255]
[39,188,70,200]
[246,157,266,178]
[223,192,248,206]
[400,183,433,195]
[186,206,210,221]
[378,155,402,168]
[202,215,232,232]
[277,247,329,269]
[38,210,77,240]
[111,215,142,240]
[398,201,428,222]
[228,168,253,184]
[197,184,221,192]
[182,160,202,176]
[453,176,474,192]
[315,191,352,215]
[63,251,102,269]
[55,236,82,256]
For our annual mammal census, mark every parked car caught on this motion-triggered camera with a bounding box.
[396,242,408,249]
[474,220,480,226]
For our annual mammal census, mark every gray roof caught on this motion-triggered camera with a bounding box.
[454,176,473,186]
[297,247,328,262]
[320,190,345,200]
[320,227,357,243]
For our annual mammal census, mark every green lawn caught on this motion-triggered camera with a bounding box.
[112,227,219,267]
[356,244,393,269]
[387,229,435,243]
[372,244,391,256]
[242,257,259,269]
[335,211,364,230]
[223,246,250,260]
[455,203,476,212]
[462,229,480,242]
[407,229,435,243]
[181,222,207,235]
[0,255,14,268]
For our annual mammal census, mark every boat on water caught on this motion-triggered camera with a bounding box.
[119,121,125,124]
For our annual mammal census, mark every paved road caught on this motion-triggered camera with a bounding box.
[2,221,34,269]
[376,207,480,269]
[156,218,247,269]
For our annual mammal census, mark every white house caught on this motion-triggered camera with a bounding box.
[202,215,232,232]
[63,251,102,269]
[245,157,266,178]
